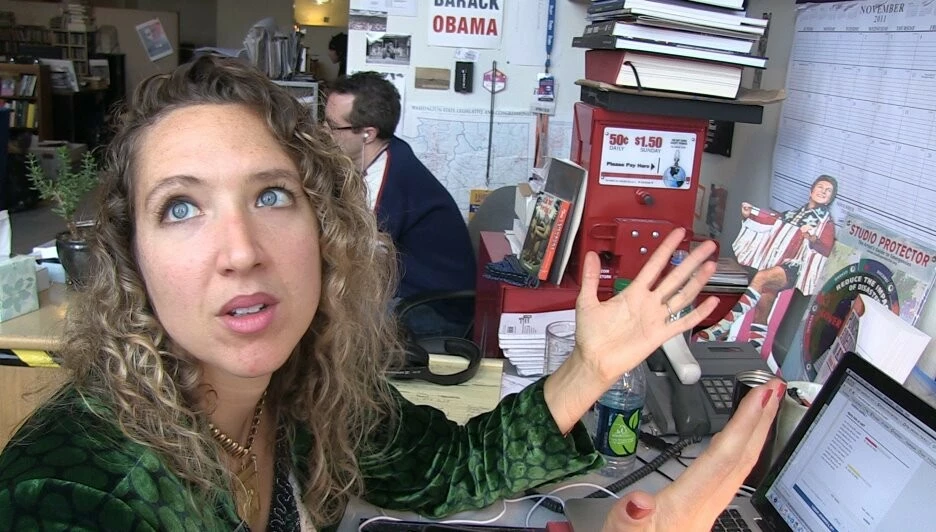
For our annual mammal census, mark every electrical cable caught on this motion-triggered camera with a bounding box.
[675,456,693,469]
[524,435,703,514]
[438,500,508,526]
[358,515,401,531]
[523,483,619,527]
[635,455,676,483]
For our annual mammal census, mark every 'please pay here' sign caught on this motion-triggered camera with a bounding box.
[428,0,503,49]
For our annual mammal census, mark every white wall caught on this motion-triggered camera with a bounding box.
[697,0,936,383]
[296,0,350,28]
[345,2,588,123]
[302,26,344,82]
[0,0,180,92]
[94,0,216,46]
[137,0,217,46]
[705,0,797,250]
[215,0,293,49]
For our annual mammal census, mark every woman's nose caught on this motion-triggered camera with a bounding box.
[217,212,263,274]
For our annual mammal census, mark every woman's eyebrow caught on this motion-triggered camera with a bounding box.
[143,174,202,210]
[250,168,302,184]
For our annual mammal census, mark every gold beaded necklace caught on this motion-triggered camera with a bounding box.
[208,390,267,523]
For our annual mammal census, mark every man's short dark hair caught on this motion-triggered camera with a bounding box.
[328,32,347,61]
[330,71,400,139]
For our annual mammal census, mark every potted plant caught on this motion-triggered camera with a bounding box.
[26,145,98,286]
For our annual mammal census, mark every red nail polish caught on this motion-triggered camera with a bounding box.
[626,501,652,520]
[777,383,788,402]
[761,388,774,408]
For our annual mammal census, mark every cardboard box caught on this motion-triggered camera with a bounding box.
[514,182,536,225]
[0,255,39,322]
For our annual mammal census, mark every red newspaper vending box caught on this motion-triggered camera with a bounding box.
[568,102,709,287]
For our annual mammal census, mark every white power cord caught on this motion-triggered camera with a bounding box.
[522,482,621,527]
[357,482,618,530]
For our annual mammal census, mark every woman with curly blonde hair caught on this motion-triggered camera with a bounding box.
[0,56,784,532]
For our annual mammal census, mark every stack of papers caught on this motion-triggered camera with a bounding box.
[498,308,575,376]
[704,257,750,293]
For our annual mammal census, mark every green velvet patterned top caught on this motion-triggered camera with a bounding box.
[0,378,601,530]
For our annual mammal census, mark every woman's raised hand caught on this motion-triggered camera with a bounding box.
[543,228,719,434]
[572,228,718,387]
[602,379,785,532]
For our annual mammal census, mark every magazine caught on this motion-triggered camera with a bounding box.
[518,192,569,280]
[542,158,587,285]
[780,215,936,381]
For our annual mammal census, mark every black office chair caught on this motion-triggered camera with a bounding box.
[390,186,518,385]
[395,185,518,340]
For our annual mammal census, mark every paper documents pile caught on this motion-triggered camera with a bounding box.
[498,308,575,376]
[814,294,931,385]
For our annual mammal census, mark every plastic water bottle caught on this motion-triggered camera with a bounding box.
[592,363,648,475]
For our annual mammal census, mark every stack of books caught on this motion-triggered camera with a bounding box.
[64,2,95,32]
[704,257,751,293]
[574,0,768,98]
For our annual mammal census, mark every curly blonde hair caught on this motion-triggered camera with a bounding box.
[61,55,401,525]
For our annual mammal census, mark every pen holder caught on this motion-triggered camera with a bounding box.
[772,380,821,462]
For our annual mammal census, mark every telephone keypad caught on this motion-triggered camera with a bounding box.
[701,376,736,416]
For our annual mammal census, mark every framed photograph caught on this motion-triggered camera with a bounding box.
[39,58,79,93]
[89,59,110,87]
[349,11,387,31]
[136,18,173,62]
[414,67,450,90]
[365,34,411,66]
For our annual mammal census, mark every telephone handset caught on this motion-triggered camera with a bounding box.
[644,342,769,437]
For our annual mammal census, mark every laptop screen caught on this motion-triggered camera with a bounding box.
[763,368,936,531]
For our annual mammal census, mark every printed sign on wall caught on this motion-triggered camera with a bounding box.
[598,127,697,189]
[428,0,503,49]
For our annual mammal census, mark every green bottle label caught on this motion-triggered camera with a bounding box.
[594,404,641,457]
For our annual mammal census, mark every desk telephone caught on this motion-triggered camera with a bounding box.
[644,341,770,437]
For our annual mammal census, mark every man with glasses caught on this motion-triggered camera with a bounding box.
[325,72,475,338]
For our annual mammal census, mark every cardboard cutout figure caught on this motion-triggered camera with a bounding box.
[695,175,838,371]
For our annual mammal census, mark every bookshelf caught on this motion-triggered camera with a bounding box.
[0,24,51,58]
[0,63,53,140]
[51,30,95,77]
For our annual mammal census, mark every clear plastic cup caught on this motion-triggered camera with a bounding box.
[544,320,576,374]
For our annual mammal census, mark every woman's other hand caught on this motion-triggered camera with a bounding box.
[741,202,753,218]
[544,228,719,433]
[602,379,785,532]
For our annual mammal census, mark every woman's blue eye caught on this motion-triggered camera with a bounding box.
[257,188,293,208]
[165,200,200,222]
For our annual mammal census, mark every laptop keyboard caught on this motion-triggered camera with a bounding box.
[711,508,753,532]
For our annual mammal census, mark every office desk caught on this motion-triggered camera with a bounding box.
[0,283,66,356]
[0,284,504,446]
[338,438,705,531]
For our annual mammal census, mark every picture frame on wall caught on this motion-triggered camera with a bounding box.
[136,18,173,62]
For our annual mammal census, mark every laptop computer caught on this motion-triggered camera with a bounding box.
[565,352,936,531]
